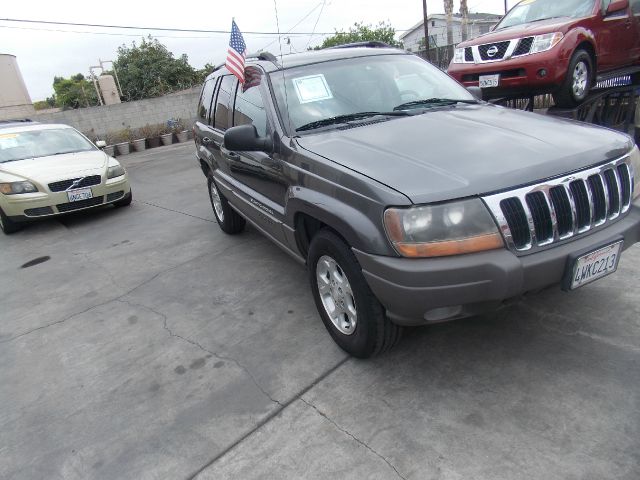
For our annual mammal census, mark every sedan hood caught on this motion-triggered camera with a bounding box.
[0,150,108,184]
[295,105,633,204]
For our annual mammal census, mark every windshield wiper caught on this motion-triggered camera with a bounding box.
[393,98,479,111]
[295,111,410,132]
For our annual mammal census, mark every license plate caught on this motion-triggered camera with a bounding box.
[569,241,623,290]
[479,74,500,88]
[67,188,93,202]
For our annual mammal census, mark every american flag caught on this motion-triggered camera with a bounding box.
[226,20,247,84]
[242,66,263,92]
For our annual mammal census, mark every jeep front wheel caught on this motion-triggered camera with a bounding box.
[308,229,402,358]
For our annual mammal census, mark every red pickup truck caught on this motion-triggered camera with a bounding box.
[448,0,640,107]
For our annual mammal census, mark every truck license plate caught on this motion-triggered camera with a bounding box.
[479,74,500,88]
[67,188,93,202]
[569,241,623,290]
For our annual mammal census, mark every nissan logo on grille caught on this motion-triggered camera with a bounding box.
[487,45,499,57]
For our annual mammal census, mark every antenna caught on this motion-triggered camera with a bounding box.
[272,0,295,142]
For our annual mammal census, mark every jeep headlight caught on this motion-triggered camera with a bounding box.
[0,181,38,195]
[107,164,126,179]
[383,199,504,257]
[530,32,564,54]
[630,145,640,200]
[453,48,465,63]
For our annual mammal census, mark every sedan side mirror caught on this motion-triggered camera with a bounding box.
[606,0,629,14]
[224,124,273,153]
[96,140,106,148]
[467,86,483,101]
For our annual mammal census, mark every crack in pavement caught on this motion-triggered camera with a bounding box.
[117,298,284,409]
[135,200,215,223]
[187,357,350,480]
[300,398,408,480]
[1,239,255,344]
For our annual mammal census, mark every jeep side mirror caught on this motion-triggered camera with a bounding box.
[467,86,483,100]
[606,0,629,14]
[223,125,273,153]
[95,140,106,148]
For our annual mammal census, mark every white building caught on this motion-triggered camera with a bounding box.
[400,13,502,53]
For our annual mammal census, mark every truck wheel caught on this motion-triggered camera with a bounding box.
[553,49,593,108]
[308,229,402,358]
[0,208,21,234]
[208,175,245,234]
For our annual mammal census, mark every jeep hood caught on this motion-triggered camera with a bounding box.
[295,105,633,205]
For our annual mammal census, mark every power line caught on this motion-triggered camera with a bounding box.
[305,0,327,49]
[259,1,325,51]
[0,17,338,36]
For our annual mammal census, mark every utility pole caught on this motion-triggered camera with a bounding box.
[504,0,508,14]
[422,0,429,60]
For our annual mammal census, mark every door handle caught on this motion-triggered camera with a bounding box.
[202,137,221,149]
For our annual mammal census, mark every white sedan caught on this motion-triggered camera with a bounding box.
[0,121,131,234]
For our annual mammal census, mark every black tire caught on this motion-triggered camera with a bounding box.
[308,229,402,358]
[0,208,21,234]
[207,175,245,234]
[114,189,132,207]
[553,49,593,108]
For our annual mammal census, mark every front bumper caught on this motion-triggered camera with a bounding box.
[447,47,571,99]
[355,204,640,326]
[1,175,131,222]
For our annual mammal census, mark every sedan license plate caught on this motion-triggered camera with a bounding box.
[67,187,93,202]
[479,74,500,88]
[569,241,623,290]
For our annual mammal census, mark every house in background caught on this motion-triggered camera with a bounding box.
[400,13,502,53]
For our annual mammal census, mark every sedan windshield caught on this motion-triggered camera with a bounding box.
[270,54,475,134]
[0,128,96,163]
[497,0,596,29]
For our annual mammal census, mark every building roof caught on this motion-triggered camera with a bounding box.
[399,13,502,39]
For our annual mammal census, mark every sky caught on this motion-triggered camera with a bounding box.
[0,0,516,101]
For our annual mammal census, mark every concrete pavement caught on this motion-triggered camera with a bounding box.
[2,142,639,479]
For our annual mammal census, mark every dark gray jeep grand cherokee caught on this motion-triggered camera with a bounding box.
[194,45,640,358]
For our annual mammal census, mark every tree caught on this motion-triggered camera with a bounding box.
[52,74,100,110]
[195,63,216,84]
[114,36,198,101]
[33,96,57,111]
[312,22,403,50]
[460,0,469,42]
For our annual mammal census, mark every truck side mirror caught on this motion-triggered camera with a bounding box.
[606,0,629,14]
[96,140,106,148]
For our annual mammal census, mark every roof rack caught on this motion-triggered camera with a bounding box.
[246,51,279,63]
[327,41,394,50]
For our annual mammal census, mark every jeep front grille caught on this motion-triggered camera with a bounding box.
[482,155,634,253]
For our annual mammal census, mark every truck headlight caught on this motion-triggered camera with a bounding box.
[383,199,504,258]
[0,181,38,195]
[453,48,465,63]
[630,145,640,200]
[107,164,126,179]
[530,32,563,54]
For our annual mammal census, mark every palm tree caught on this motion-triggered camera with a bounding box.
[460,0,469,42]
[444,0,454,57]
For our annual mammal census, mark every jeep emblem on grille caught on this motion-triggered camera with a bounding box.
[487,45,499,57]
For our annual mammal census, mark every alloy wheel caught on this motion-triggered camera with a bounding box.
[315,255,357,335]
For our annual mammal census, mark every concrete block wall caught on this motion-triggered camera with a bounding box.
[34,87,201,138]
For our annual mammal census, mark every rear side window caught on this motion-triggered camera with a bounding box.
[214,76,235,131]
[197,79,216,122]
[632,0,640,14]
[233,83,268,137]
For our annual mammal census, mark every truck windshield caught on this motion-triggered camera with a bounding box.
[270,54,475,134]
[0,128,96,163]
[497,0,596,29]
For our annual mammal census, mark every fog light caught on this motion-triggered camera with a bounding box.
[537,69,547,78]
[424,306,463,323]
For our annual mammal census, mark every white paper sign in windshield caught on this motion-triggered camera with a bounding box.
[292,74,333,104]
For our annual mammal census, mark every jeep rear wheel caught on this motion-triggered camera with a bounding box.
[208,175,245,234]
[553,49,593,108]
[308,229,402,358]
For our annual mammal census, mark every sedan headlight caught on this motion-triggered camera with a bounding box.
[530,32,564,54]
[630,145,640,200]
[452,48,465,63]
[0,181,38,195]
[383,199,504,258]
[107,164,126,179]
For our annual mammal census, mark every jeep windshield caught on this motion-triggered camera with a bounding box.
[496,0,596,29]
[270,54,475,134]
[0,128,96,163]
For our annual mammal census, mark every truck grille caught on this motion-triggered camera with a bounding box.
[482,155,634,253]
[49,175,101,192]
[512,37,533,56]
[478,41,509,61]
[464,47,473,62]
